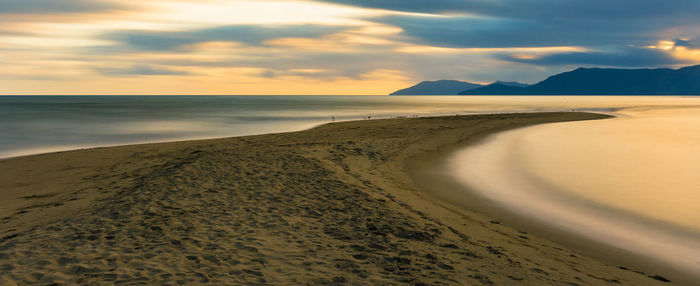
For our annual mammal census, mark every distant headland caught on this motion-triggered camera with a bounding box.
[391,65,700,95]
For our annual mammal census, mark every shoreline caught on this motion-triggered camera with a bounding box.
[407,116,698,285]
[0,112,677,285]
[0,123,328,161]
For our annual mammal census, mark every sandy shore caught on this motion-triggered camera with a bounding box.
[0,112,673,285]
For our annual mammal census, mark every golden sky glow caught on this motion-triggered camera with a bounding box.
[647,40,700,62]
[1,0,698,95]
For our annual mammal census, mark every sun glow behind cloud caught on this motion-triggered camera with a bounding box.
[1,0,699,95]
[647,40,700,62]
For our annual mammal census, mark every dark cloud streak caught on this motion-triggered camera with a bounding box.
[105,25,348,51]
[0,0,122,14]
[320,1,700,49]
[376,15,652,48]
[317,0,700,21]
[674,39,695,48]
[95,65,191,76]
[315,0,700,68]
[500,48,683,67]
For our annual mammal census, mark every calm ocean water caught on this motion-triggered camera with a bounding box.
[0,95,621,158]
[0,95,506,158]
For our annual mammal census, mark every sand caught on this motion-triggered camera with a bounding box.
[0,112,674,285]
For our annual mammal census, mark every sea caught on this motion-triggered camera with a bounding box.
[0,95,607,159]
[2,95,699,278]
[0,95,483,158]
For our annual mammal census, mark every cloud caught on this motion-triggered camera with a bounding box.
[3,0,700,94]
[256,68,345,79]
[107,43,548,82]
[321,1,700,48]
[499,47,682,67]
[135,50,406,79]
[318,0,700,21]
[260,70,276,78]
[0,0,121,14]
[94,65,191,76]
[104,24,349,51]
[315,0,700,70]
[373,13,681,49]
[378,15,583,48]
[675,39,695,48]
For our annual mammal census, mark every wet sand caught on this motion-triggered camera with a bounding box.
[0,112,673,285]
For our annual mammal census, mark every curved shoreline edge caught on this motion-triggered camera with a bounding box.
[0,112,678,285]
[444,122,700,282]
[406,113,697,285]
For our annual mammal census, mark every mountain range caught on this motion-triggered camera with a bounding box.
[390,65,700,95]
[390,80,529,95]
[389,80,483,95]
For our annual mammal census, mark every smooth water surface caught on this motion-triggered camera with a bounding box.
[0,95,659,159]
[0,95,521,158]
[4,95,699,159]
[448,103,700,277]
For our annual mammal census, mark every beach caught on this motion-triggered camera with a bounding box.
[0,112,674,285]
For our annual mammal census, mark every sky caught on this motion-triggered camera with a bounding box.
[1,0,700,95]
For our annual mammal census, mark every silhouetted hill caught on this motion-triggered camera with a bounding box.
[493,81,530,88]
[390,80,482,95]
[460,84,527,95]
[460,65,700,95]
